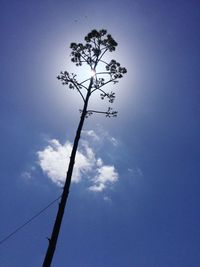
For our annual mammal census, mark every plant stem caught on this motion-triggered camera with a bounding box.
[42,79,93,267]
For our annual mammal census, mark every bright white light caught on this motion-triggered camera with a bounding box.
[90,69,96,77]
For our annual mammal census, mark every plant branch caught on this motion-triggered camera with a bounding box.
[86,108,118,118]
[76,82,88,90]
[91,87,107,94]
[99,59,109,66]
[80,77,92,85]
[80,53,87,61]
[98,48,108,62]
[72,82,86,102]
[87,109,109,114]
[96,71,111,75]
[91,78,116,93]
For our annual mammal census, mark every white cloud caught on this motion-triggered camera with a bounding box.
[88,183,105,192]
[96,158,103,167]
[82,129,119,147]
[96,166,118,183]
[37,139,94,186]
[82,130,100,141]
[88,165,118,192]
[37,137,119,192]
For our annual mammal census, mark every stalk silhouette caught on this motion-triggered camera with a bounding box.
[42,29,127,267]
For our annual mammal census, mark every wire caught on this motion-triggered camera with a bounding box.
[0,195,61,245]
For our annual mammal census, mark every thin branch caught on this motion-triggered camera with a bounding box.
[91,78,116,93]
[99,59,109,66]
[98,48,108,62]
[96,71,111,75]
[86,109,117,118]
[70,80,86,102]
[76,82,88,90]
[91,87,107,95]
[88,47,92,60]
[80,77,92,85]
[79,53,91,66]
[94,50,100,69]
[98,78,116,88]
[94,38,97,49]
[86,110,110,115]
[100,47,107,52]
[82,50,92,65]
[82,50,89,58]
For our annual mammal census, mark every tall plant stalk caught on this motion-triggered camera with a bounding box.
[42,29,127,267]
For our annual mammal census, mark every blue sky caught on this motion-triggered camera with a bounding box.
[0,0,200,266]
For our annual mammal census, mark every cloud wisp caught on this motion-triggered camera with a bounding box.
[37,131,118,192]
[88,165,118,192]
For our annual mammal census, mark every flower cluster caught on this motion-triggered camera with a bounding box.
[57,29,127,117]
[106,60,127,79]
[70,29,119,68]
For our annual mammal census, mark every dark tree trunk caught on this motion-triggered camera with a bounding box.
[42,81,92,267]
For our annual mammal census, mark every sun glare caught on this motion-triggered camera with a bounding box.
[90,69,96,77]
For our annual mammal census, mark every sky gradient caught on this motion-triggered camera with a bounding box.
[0,1,200,266]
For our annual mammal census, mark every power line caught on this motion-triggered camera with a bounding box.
[0,195,61,246]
